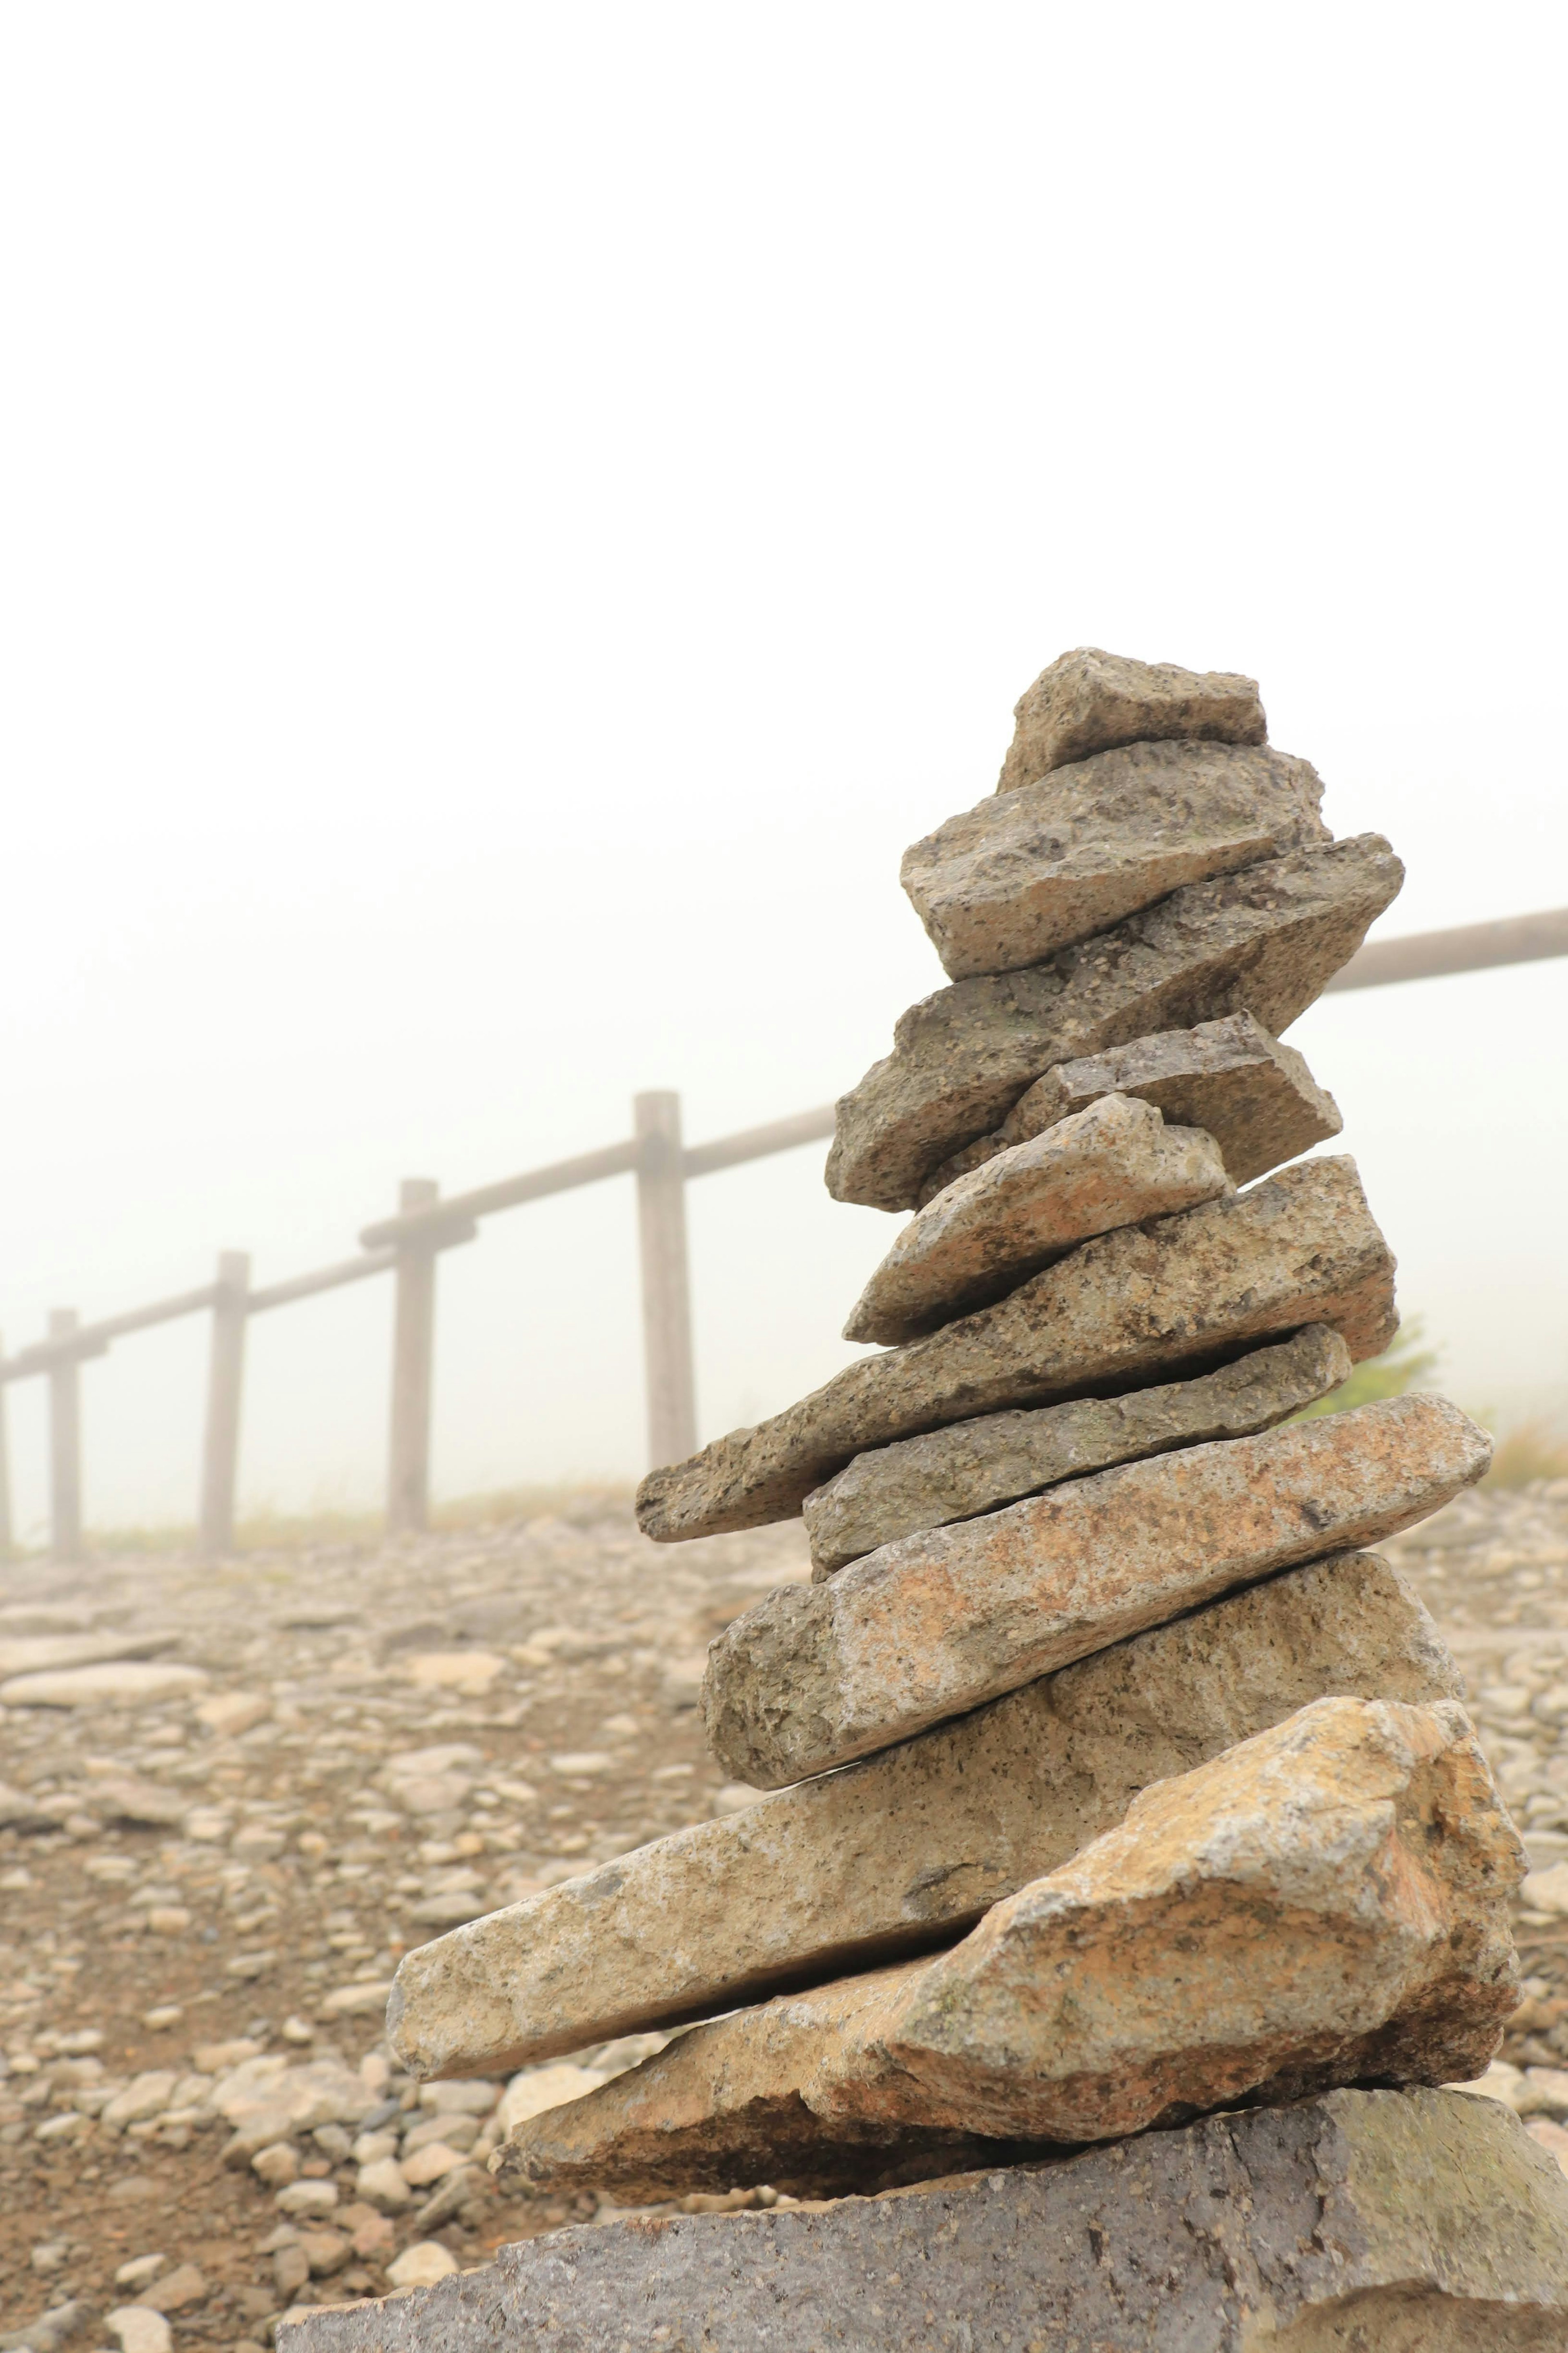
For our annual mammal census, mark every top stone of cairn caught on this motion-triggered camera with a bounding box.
[996,646,1267,793]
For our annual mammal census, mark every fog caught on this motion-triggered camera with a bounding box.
[0,3,1564,1539]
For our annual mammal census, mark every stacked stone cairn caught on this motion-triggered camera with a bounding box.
[364,651,1568,2349]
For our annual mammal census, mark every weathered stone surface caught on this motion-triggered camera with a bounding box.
[0,1661,209,1708]
[501,1699,1522,2200]
[704,1395,1488,1784]
[827,833,1401,1211]
[386,1551,1457,2081]
[805,1325,1350,1573]
[843,1095,1230,1347]
[280,2089,1568,2353]
[907,742,1327,979]
[996,646,1268,793]
[918,1009,1342,1203]
[637,1155,1395,1542]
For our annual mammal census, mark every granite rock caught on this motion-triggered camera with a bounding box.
[501,1698,1523,2200]
[804,1324,1350,1572]
[386,1550,1457,2080]
[827,832,1401,1210]
[843,1093,1230,1346]
[906,740,1327,978]
[637,1155,1395,1542]
[918,1009,1342,1202]
[703,1394,1489,1784]
[996,646,1267,793]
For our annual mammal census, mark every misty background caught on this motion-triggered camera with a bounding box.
[0,4,1564,1540]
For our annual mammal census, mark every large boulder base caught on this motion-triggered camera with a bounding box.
[638,1154,1396,1543]
[827,832,1401,1210]
[804,1325,1350,1573]
[385,1550,1454,2080]
[996,645,1268,792]
[905,739,1327,978]
[918,1009,1342,1202]
[501,1699,1522,2201]
[843,1093,1230,1346]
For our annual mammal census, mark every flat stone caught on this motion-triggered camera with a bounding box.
[0,1631,178,1677]
[906,740,1326,977]
[704,1394,1488,1785]
[386,1550,1457,2079]
[804,1325,1351,1572]
[276,2088,1568,2353]
[502,1699,1523,2202]
[637,1154,1395,1541]
[843,1094,1230,1345]
[918,1009,1342,1202]
[996,646,1268,792]
[826,832,1401,1210]
[0,1661,209,1707]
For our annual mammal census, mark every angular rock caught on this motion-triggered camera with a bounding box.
[704,1394,1488,1784]
[996,646,1268,793]
[918,1008,1341,1202]
[387,1550,1456,2079]
[637,1155,1395,1541]
[827,832,1401,1210]
[501,1698,1523,2200]
[804,1325,1350,1573]
[277,2088,1568,2353]
[843,1094,1231,1346]
[906,741,1327,978]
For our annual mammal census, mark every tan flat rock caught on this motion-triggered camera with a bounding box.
[827,833,1401,1211]
[842,1094,1230,1346]
[996,647,1267,793]
[918,1009,1341,1203]
[804,1325,1350,1573]
[498,1696,1524,2201]
[386,1550,1457,2081]
[637,1154,1395,1542]
[703,1394,1489,1784]
[906,741,1327,978]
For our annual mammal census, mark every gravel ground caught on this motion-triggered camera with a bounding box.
[4,1473,1568,2347]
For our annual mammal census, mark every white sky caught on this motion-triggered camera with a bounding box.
[0,3,1564,1539]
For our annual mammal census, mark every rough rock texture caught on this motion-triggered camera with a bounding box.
[918,1010,1342,1203]
[279,2090,1568,2353]
[637,1155,1395,1542]
[386,1550,1454,2079]
[703,1395,1489,1784]
[804,1325,1350,1573]
[827,832,1401,1210]
[996,646,1268,793]
[906,741,1327,978]
[842,1094,1231,1347]
[501,1699,1523,2199]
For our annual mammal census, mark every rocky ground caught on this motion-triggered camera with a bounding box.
[3,1474,1568,2349]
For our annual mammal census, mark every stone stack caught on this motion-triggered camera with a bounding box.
[361,650,1568,2349]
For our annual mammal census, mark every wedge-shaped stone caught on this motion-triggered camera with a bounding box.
[499,1697,1524,2201]
[996,646,1267,794]
[386,1551,1456,2081]
[637,1155,1394,1542]
[704,1394,1488,1784]
[842,1094,1230,1347]
[805,1325,1350,1573]
[827,833,1401,1210]
[918,1009,1341,1203]
[906,742,1327,979]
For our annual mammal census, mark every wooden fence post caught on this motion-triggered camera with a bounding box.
[48,1309,83,1563]
[0,1335,12,1558]
[387,1179,439,1533]
[199,1251,250,1558]
[635,1091,697,1470]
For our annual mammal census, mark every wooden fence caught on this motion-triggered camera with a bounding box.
[3,904,1565,1561]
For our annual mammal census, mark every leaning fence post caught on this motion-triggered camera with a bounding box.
[635,1091,697,1469]
[387,1178,439,1534]
[0,1336,12,1558]
[48,1309,83,1563]
[199,1251,251,1558]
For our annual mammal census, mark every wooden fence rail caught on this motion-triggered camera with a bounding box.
[2,904,1564,1561]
